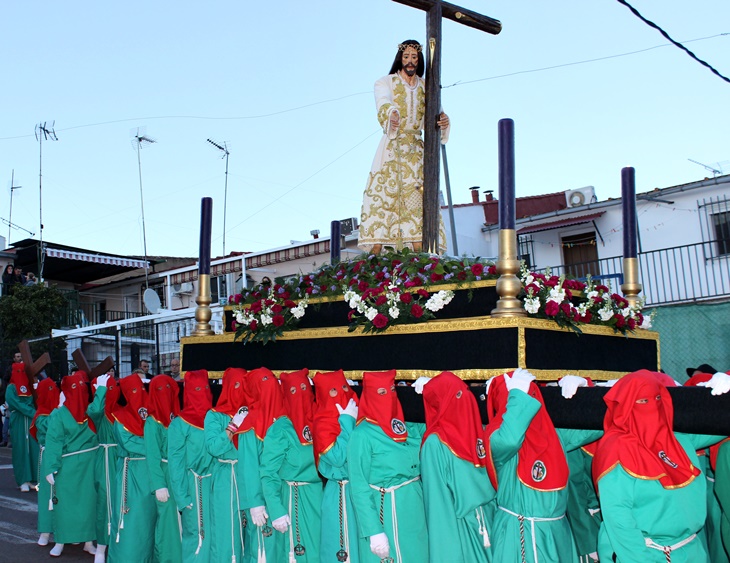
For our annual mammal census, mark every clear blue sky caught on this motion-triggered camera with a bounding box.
[1,0,728,259]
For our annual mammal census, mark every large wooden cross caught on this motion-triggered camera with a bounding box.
[392,0,502,253]
[17,340,51,403]
[72,348,115,380]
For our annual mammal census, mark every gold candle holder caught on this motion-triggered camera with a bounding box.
[620,257,642,309]
[192,273,214,336]
[491,229,527,317]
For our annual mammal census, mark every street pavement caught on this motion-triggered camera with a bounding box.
[0,446,89,562]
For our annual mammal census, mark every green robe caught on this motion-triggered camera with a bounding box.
[109,422,156,563]
[6,384,39,486]
[713,440,730,560]
[421,435,495,563]
[597,433,724,563]
[43,405,99,544]
[204,410,244,563]
[260,416,323,563]
[565,447,601,560]
[695,452,729,563]
[317,414,361,563]
[237,428,280,563]
[145,416,183,563]
[168,416,214,563]
[87,386,118,546]
[348,421,428,563]
[489,391,602,563]
[34,414,52,534]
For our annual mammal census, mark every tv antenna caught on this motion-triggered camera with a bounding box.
[688,158,723,177]
[131,127,156,289]
[1,217,35,238]
[35,121,58,282]
[7,169,22,245]
[207,138,230,256]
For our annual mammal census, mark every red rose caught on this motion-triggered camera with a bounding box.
[581,311,593,323]
[400,292,413,304]
[627,318,636,330]
[265,299,275,306]
[596,285,609,293]
[372,314,388,329]
[410,304,424,318]
[375,271,385,280]
[560,302,572,316]
[348,278,358,287]
[487,265,497,275]
[404,280,417,288]
[250,320,258,331]
[358,281,369,292]
[348,310,355,321]
[591,296,603,305]
[375,295,387,306]
[250,301,263,313]
[284,300,297,308]
[564,288,573,300]
[430,272,443,282]
[615,315,626,328]
[471,263,484,276]
[417,289,429,298]
[320,285,328,292]
[545,301,560,317]
[305,287,314,294]
[545,277,558,288]
[353,261,364,273]
[457,271,467,280]
[635,313,644,325]
[524,283,541,296]
[271,304,283,313]
[272,315,285,327]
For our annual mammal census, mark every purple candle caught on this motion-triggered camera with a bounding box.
[330,220,341,264]
[199,197,213,274]
[498,119,516,229]
[621,167,637,258]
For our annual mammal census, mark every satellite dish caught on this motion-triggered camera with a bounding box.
[143,288,161,314]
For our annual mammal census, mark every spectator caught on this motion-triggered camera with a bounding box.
[138,359,150,376]
[165,358,181,381]
[2,264,16,295]
[4,352,23,385]
[24,272,37,286]
[13,266,26,286]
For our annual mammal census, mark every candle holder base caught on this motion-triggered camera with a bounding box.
[192,274,215,336]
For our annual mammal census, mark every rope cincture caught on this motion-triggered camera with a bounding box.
[190,469,212,556]
[336,480,350,562]
[644,533,697,563]
[117,456,145,542]
[371,476,420,563]
[498,505,566,563]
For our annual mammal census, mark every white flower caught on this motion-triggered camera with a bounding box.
[260,314,273,326]
[586,290,599,301]
[235,312,246,324]
[388,306,400,319]
[365,308,379,321]
[598,307,614,322]
[524,297,541,314]
[344,290,357,302]
[547,287,566,304]
[524,274,535,286]
[621,307,632,318]
[291,306,306,319]
[640,315,653,329]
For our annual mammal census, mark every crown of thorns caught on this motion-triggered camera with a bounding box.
[398,42,422,52]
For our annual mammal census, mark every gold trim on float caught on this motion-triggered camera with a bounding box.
[193,367,631,382]
[518,326,526,368]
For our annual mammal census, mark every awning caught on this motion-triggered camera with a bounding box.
[517,212,605,235]
[169,241,331,285]
[45,248,148,269]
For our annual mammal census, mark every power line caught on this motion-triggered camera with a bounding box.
[614,0,729,84]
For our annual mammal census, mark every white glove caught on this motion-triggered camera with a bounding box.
[231,408,248,427]
[250,505,268,527]
[595,379,618,387]
[412,376,431,395]
[559,375,588,399]
[370,532,390,559]
[336,398,358,419]
[155,488,170,502]
[58,392,66,407]
[33,382,39,389]
[272,514,290,533]
[698,372,730,396]
[46,473,55,485]
[95,373,110,389]
[505,368,536,394]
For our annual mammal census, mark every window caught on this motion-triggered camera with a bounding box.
[518,235,534,270]
[712,211,730,256]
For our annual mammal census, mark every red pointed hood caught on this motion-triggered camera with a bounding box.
[312,369,357,467]
[280,369,314,446]
[179,370,213,429]
[113,376,149,437]
[147,375,181,428]
[357,370,407,442]
[30,378,60,440]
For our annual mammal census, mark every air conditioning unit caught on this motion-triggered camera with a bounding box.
[565,186,596,208]
[340,217,359,235]
[172,281,194,295]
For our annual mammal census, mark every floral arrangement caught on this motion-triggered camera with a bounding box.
[344,284,455,334]
[520,264,649,335]
[231,286,309,345]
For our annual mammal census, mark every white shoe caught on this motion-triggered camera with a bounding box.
[83,542,96,555]
[19,482,30,492]
[50,543,64,557]
[37,533,50,546]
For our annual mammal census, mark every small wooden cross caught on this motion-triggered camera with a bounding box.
[72,349,115,380]
[392,0,502,253]
[17,340,51,402]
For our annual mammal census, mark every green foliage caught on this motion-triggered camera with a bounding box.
[0,284,68,373]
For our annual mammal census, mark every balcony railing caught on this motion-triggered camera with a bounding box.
[537,241,730,307]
